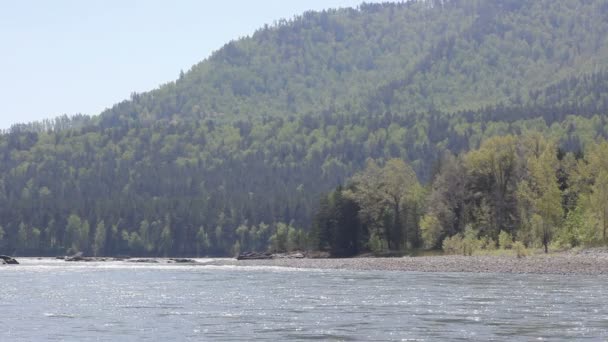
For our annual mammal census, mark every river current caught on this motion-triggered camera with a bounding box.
[1,258,607,341]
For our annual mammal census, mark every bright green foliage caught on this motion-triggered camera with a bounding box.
[93,221,106,257]
[17,223,27,253]
[251,223,270,252]
[480,237,497,251]
[325,134,608,255]
[266,222,305,253]
[214,225,224,252]
[235,224,248,250]
[159,225,173,257]
[128,232,144,254]
[65,215,88,254]
[425,153,468,242]
[269,222,288,253]
[441,227,482,256]
[137,220,151,253]
[517,135,564,252]
[65,215,81,252]
[465,135,518,237]
[442,235,464,255]
[30,228,41,251]
[346,159,422,250]
[589,171,608,242]
[420,214,442,249]
[368,232,388,254]
[513,241,528,258]
[498,231,513,250]
[462,227,481,256]
[566,141,608,245]
[555,206,584,248]
[232,240,241,257]
[196,227,211,256]
[286,226,299,252]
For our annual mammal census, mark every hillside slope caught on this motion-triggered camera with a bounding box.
[99,0,608,125]
[1,0,608,256]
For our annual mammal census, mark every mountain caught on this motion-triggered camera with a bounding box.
[1,0,608,256]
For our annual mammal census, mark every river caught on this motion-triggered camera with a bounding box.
[1,258,607,341]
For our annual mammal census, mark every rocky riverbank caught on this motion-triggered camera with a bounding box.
[208,250,608,275]
[8,250,608,275]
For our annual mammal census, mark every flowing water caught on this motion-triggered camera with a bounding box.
[1,258,607,341]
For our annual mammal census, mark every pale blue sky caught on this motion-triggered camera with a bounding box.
[0,0,375,128]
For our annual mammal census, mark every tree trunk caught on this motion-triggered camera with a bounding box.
[393,202,401,250]
[543,225,548,254]
[603,209,606,242]
[403,210,409,250]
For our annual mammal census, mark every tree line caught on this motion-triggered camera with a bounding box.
[313,134,608,256]
[1,104,607,257]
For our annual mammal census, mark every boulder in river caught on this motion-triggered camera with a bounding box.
[168,258,197,263]
[64,252,96,262]
[272,252,306,259]
[0,255,19,264]
[126,258,160,263]
[236,252,273,260]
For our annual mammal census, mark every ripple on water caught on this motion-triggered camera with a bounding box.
[44,313,77,319]
[1,259,607,341]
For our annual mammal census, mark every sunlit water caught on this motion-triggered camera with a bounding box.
[1,258,607,341]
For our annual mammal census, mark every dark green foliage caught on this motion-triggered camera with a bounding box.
[312,186,362,257]
[1,0,608,256]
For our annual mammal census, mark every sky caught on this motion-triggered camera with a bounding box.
[0,0,376,129]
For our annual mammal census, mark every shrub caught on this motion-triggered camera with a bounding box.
[498,230,513,249]
[420,214,442,249]
[462,227,480,256]
[442,234,463,255]
[480,237,497,250]
[232,240,241,257]
[369,232,387,254]
[442,227,483,256]
[442,228,482,256]
[513,241,528,258]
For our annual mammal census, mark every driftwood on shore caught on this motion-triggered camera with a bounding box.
[236,251,306,260]
[58,254,199,264]
[237,252,273,260]
[125,258,197,264]
[168,258,197,263]
[0,255,19,265]
[64,252,98,262]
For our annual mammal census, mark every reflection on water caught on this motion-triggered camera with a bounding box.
[1,258,607,341]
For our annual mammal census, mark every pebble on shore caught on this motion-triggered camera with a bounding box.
[208,252,608,275]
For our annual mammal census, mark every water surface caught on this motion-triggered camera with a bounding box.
[1,258,607,341]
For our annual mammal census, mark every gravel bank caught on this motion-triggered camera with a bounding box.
[206,253,608,275]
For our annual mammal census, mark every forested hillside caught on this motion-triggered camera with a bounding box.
[2,0,608,256]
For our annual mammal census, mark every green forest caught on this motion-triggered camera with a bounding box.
[314,136,608,256]
[2,0,608,257]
